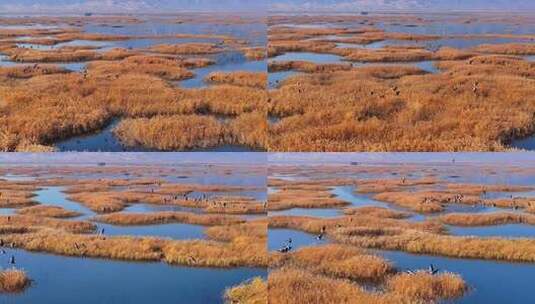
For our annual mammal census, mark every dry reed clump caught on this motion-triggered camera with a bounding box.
[0,215,95,234]
[0,73,113,150]
[205,71,267,89]
[269,61,352,74]
[113,115,225,151]
[268,40,337,57]
[0,189,37,208]
[439,212,535,227]
[1,221,267,267]
[94,211,244,226]
[3,230,166,261]
[225,277,267,304]
[269,214,445,236]
[272,244,394,282]
[68,191,129,213]
[268,54,535,151]
[205,220,267,242]
[268,187,349,211]
[268,267,400,304]
[0,67,266,151]
[0,269,30,293]
[330,226,535,263]
[343,207,410,219]
[226,111,267,150]
[372,191,481,214]
[436,55,535,78]
[445,183,533,195]
[103,73,184,117]
[3,47,134,63]
[162,237,268,268]
[386,271,467,302]
[149,43,222,55]
[338,46,435,63]
[0,64,68,79]
[472,43,535,55]
[355,177,438,193]
[87,56,194,81]
[155,183,261,194]
[16,205,81,218]
[241,47,266,60]
[180,84,267,116]
[202,198,266,215]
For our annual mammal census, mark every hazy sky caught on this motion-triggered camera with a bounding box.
[270,0,535,11]
[0,0,268,13]
[0,0,532,13]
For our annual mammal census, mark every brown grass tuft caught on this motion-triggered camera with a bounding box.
[0,269,30,293]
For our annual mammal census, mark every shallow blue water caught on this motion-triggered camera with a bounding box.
[511,136,535,151]
[331,186,392,209]
[269,208,341,218]
[378,22,535,36]
[84,21,266,47]
[268,70,298,88]
[270,52,343,63]
[178,52,266,89]
[0,208,15,215]
[448,224,535,238]
[0,249,266,304]
[268,228,326,252]
[484,190,535,199]
[98,222,206,240]
[34,186,95,216]
[55,119,155,152]
[122,203,202,214]
[358,37,529,50]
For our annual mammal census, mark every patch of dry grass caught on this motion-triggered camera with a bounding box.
[0,215,94,234]
[0,64,68,79]
[472,43,535,55]
[16,205,81,218]
[440,212,535,226]
[272,244,394,282]
[113,115,225,151]
[268,186,349,211]
[225,277,267,304]
[268,268,399,304]
[205,71,267,89]
[94,211,243,226]
[268,55,535,151]
[0,269,30,293]
[387,271,467,302]
[242,47,266,60]
[149,43,222,55]
[87,56,194,81]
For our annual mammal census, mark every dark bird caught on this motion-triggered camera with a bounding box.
[9,255,15,265]
[428,264,439,275]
